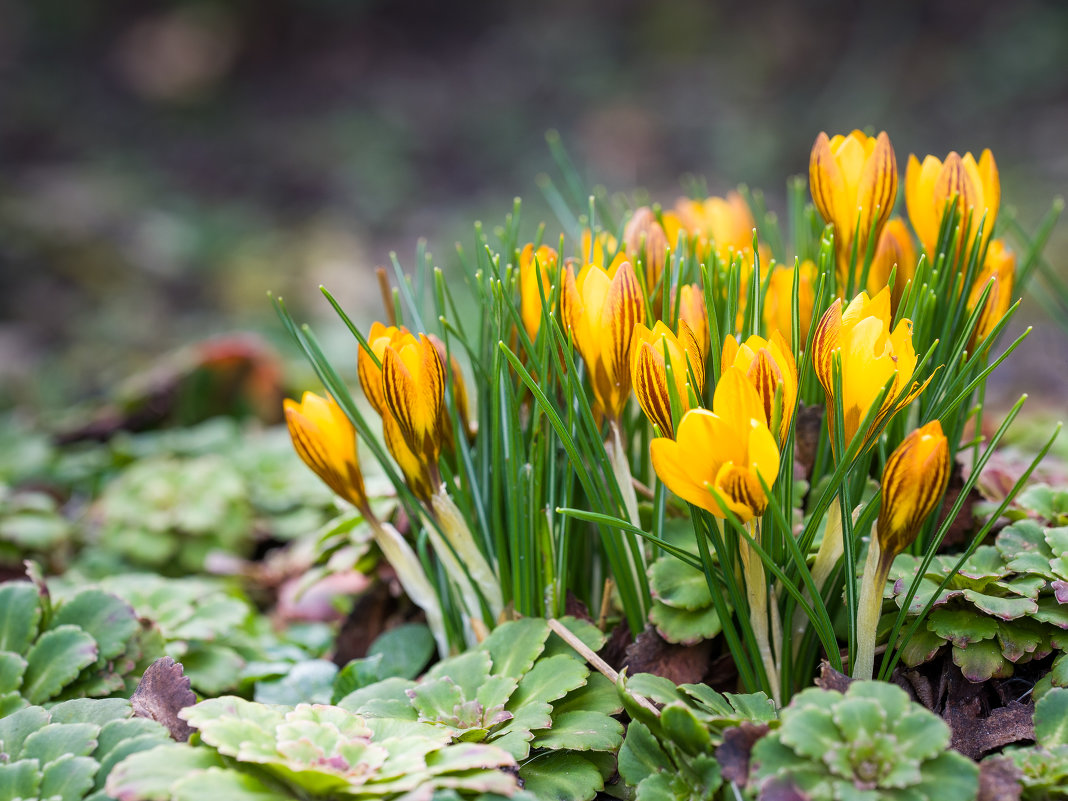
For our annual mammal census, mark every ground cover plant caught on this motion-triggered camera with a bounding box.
[1,128,1065,800]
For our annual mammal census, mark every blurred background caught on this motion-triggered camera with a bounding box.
[1,0,1066,418]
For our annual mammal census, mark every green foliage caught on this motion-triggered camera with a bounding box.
[0,698,172,801]
[106,696,531,801]
[0,576,163,712]
[338,618,622,801]
[617,671,776,799]
[95,454,253,573]
[648,545,723,645]
[749,681,978,800]
[992,687,1068,799]
[53,573,330,698]
[888,520,1068,682]
[0,485,75,569]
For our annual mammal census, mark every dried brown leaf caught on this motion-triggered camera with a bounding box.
[131,657,196,742]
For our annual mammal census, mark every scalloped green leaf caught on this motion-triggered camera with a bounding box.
[899,625,946,667]
[23,625,98,704]
[0,583,42,653]
[649,599,721,645]
[336,676,417,718]
[617,720,668,786]
[47,698,131,727]
[649,555,712,610]
[254,659,336,705]
[661,703,713,755]
[1034,687,1068,747]
[530,710,623,752]
[52,591,140,663]
[961,590,1038,621]
[509,654,587,711]
[427,650,492,702]
[519,751,603,801]
[927,607,998,647]
[22,721,98,763]
[552,673,622,717]
[0,705,51,759]
[909,750,979,801]
[40,755,99,801]
[0,651,26,694]
[0,759,41,800]
[952,640,1012,682]
[1033,597,1068,630]
[482,618,548,678]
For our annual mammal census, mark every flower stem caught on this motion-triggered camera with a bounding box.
[741,523,781,705]
[854,537,891,680]
[431,485,504,620]
[368,518,450,657]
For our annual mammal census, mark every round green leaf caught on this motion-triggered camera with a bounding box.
[23,625,98,704]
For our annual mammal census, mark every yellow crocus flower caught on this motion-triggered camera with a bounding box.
[623,207,670,296]
[809,130,898,288]
[674,191,760,265]
[877,420,950,560]
[561,260,646,422]
[811,287,928,451]
[285,391,447,656]
[650,366,780,523]
[867,217,917,308]
[676,283,710,359]
[721,330,798,446]
[381,333,448,466]
[358,322,435,500]
[579,228,627,274]
[967,238,1015,349]
[763,261,816,350]
[631,319,705,437]
[518,243,559,343]
[905,149,999,258]
[855,420,949,678]
[284,391,367,511]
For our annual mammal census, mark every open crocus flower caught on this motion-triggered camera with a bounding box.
[867,217,917,308]
[812,287,929,452]
[721,330,798,446]
[809,130,898,288]
[561,260,646,422]
[763,260,817,349]
[967,238,1015,349]
[623,207,670,295]
[905,149,999,258]
[631,319,706,437]
[518,243,559,343]
[650,366,780,523]
[284,391,367,511]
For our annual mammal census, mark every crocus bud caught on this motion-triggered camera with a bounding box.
[519,243,559,343]
[877,420,950,561]
[966,238,1015,350]
[674,191,759,265]
[810,130,898,288]
[623,206,670,296]
[631,320,705,437]
[284,392,367,512]
[561,260,646,422]
[763,260,817,350]
[381,333,447,466]
[905,149,999,259]
[675,283,710,359]
[868,217,918,309]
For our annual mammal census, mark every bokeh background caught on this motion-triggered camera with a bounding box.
[2,0,1066,416]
